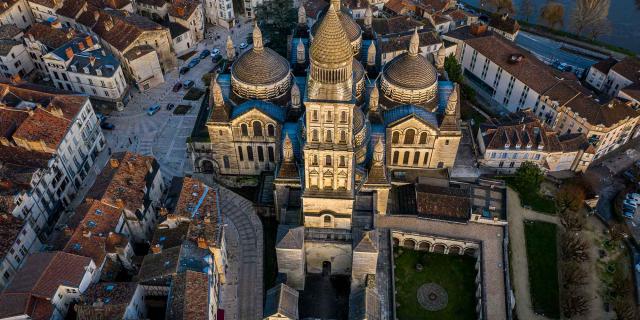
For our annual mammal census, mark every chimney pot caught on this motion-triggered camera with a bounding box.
[65,47,74,59]
[109,158,119,168]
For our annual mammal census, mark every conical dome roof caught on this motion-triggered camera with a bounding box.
[311,6,361,48]
[310,4,353,67]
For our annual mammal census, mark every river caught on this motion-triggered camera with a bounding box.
[461,0,640,54]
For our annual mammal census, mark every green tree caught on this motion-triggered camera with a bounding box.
[444,54,463,83]
[513,161,544,193]
[254,0,297,56]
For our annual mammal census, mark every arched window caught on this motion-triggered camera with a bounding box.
[393,151,399,164]
[223,156,230,168]
[423,152,429,165]
[404,129,415,144]
[327,111,332,122]
[392,131,400,143]
[247,146,254,161]
[324,215,332,223]
[240,124,248,136]
[419,132,428,144]
[268,146,275,162]
[312,155,318,165]
[237,146,244,161]
[326,130,332,142]
[253,121,263,137]
[340,111,347,122]
[339,156,346,167]
[257,146,264,162]
[267,124,275,137]
[413,151,420,165]
[325,155,332,166]
[312,130,318,142]
[312,110,318,121]
[403,151,410,165]
[340,131,346,143]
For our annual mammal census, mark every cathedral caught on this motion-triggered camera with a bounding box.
[190,0,462,316]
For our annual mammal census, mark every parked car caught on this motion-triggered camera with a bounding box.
[96,113,107,123]
[166,103,175,110]
[172,82,182,92]
[183,80,195,89]
[179,66,190,74]
[187,58,200,68]
[239,42,248,49]
[212,54,222,63]
[199,50,211,59]
[147,104,161,116]
[212,48,220,55]
[100,122,115,130]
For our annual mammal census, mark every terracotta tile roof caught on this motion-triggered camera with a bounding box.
[415,0,452,13]
[384,0,412,15]
[63,199,124,265]
[151,221,189,250]
[372,16,424,36]
[138,245,182,282]
[0,107,29,139]
[591,57,617,74]
[88,151,157,214]
[611,56,640,82]
[28,0,58,9]
[378,30,439,54]
[26,23,77,49]
[446,8,470,21]
[12,107,70,150]
[489,13,519,34]
[56,0,87,18]
[4,251,92,298]
[173,177,218,220]
[303,0,328,20]
[414,183,470,220]
[0,294,52,319]
[480,109,563,152]
[0,213,24,260]
[0,79,88,120]
[92,10,165,52]
[123,44,155,61]
[620,83,640,102]
[76,282,137,319]
[0,144,50,213]
[558,133,593,154]
[464,34,562,94]
[166,270,209,320]
[135,0,166,7]
[168,0,199,19]
[0,0,20,15]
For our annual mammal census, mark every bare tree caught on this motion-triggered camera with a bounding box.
[560,210,586,232]
[540,1,565,29]
[556,183,586,213]
[587,19,612,40]
[613,298,637,320]
[571,0,611,36]
[561,232,590,262]
[561,262,589,288]
[519,0,536,22]
[487,0,515,14]
[561,289,590,318]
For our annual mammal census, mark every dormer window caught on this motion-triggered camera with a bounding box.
[83,66,89,74]
[504,143,510,149]
[515,143,521,149]
[538,144,544,150]
[526,143,532,149]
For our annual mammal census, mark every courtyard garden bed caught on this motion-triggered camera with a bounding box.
[394,248,477,320]
[173,104,192,115]
[524,220,560,318]
[183,88,205,100]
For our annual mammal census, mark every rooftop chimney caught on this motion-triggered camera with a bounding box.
[9,74,21,84]
[104,16,114,31]
[115,198,125,209]
[176,6,185,16]
[85,36,94,47]
[470,23,487,36]
[83,230,92,238]
[151,244,162,254]
[109,158,119,168]
[65,47,74,59]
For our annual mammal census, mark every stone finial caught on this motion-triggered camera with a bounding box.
[369,84,379,112]
[446,84,458,115]
[298,5,306,24]
[373,137,384,165]
[409,27,419,56]
[226,35,235,61]
[296,40,306,64]
[364,6,372,28]
[331,0,340,10]
[291,82,301,108]
[212,74,224,107]
[283,133,294,161]
[436,44,446,69]
[253,21,263,51]
[367,42,376,66]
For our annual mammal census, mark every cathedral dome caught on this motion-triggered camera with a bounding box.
[231,23,291,100]
[380,29,438,105]
[311,1,362,55]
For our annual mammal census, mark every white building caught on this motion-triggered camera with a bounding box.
[123,45,165,91]
[168,22,196,56]
[169,1,205,42]
[27,0,62,22]
[0,80,106,240]
[42,35,130,109]
[586,57,640,106]
[0,214,42,289]
[0,0,34,29]
[377,29,442,65]
[0,251,98,319]
[205,0,234,28]
[0,29,35,78]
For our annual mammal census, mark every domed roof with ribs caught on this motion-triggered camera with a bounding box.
[309,4,353,67]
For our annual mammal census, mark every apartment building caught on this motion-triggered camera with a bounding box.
[448,24,640,160]
[0,80,106,239]
[0,0,34,28]
[377,28,441,65]
[487,13,519,41]
[24,22,77,76]
[205,0,234,28]
[0,25,34,78]
[168,0,204,42]
[586,56,640,106]
[477,109,594,173]
[0,251,98,319]
[134,0,170,20]
[42,34,130,109]
[76,282,147,320]
[27,0,63,22]
[0,214,41,289]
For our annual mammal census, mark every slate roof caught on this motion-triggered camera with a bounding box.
[276,225,304,250]
[392,183,471,221]
[354,231,377,253]
[611,56,640,82]
[383,104,439,128]
[264,283,299,319]
[68,48,121,78]
[378,29,439,54]
[591,57,617,74]
[231,100,287,123]
[480,109,564,152]
[371,16,423,36]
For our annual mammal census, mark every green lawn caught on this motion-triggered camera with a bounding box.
[394,249,477,320]
[503,178,557,214]
[524,220,560,319]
